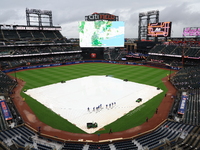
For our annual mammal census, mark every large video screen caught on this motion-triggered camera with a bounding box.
[79,21,124,47]
[183,27,200,36]
[147,22,172,37]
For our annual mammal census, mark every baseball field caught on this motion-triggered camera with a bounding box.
[10,63,170,134]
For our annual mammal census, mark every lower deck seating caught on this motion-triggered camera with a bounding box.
[113,140,138,150]
[134,120,194,149]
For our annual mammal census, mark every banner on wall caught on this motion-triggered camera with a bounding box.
[0,99,12,121]
[178,95,188,114]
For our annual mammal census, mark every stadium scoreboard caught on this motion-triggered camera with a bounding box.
[79,21,124,47]
[79,12,124,48]
[183,27,200,36]
[147,22,172,37]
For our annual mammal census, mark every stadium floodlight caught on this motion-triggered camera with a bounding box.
[26,8,53,26]
[147,10,159,15]
[138,10,159,41]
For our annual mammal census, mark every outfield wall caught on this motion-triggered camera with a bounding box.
[2,60,180,73]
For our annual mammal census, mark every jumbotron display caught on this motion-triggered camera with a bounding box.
[183,27,200,36]
[79,21,124,47]
[147,22,172,37]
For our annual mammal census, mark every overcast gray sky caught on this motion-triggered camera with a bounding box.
[0,0,200,38]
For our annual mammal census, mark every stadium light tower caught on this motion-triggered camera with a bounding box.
[26,8,53,27]
[138,10,159,41]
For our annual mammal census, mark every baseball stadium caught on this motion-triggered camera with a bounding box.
[0,8,199,150]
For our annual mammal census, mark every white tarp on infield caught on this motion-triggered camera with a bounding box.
[26,75,163,133]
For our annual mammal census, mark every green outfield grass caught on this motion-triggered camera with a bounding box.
[10,63,171,134]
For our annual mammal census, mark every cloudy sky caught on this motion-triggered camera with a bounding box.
[0,0,200,38]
